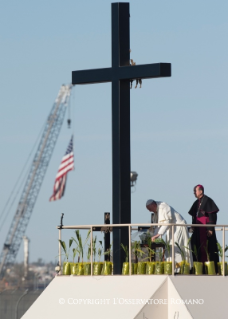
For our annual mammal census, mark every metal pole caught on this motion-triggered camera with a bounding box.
[223,226,225,277]
[90,227,93,276]
[172,225,174,276]
[129,225,131,276]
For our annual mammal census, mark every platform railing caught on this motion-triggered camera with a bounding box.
[57,223,228,277]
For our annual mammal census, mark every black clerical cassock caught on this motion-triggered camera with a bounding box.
[188,194,219,273]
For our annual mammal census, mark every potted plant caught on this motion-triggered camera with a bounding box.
[204,241,216,275]
[184,244,203,275]
[132,241,141,274]
[93,241,104,275]
[135,246,147,275]
[71,247,79,275]
[216,243,228,275]
[84,246,91,276]
[121,243,129,275]
[102,244,112,275]
[145,237,155,275]
[72,229,91,275]
[163,239,172,275]
[154,248,164,275]
[175,242,190,274]
[59,239,73,275]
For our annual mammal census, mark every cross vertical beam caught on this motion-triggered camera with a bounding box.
[112,3,131,274]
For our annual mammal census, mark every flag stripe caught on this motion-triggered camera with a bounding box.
[49,136,74,202]
[56,164,74,179]
[57,156,74,172]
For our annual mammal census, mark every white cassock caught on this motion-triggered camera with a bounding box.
[153,201,193,267]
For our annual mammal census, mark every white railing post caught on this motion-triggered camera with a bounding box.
[223,226,225,277]
[129,225,131,276]
[172,225,174,276]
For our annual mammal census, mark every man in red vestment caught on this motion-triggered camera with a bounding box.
[188,184,219,273]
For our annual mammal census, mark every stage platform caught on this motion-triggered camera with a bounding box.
[22,275,228,319]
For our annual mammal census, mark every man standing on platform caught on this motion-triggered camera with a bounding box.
[146,200,192,267]
[188,184,219,273]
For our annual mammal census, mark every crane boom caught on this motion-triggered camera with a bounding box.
[0,84,72,276]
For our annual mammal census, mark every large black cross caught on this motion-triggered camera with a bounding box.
[72,2,171,274]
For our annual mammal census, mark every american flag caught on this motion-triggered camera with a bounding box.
[49,136,74,201]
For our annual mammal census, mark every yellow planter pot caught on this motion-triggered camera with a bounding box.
[217,262,227,276]
[180,261,190,275]
[101,262,112,275]
[63,262,71,275]
[154,262,164,275]
[93,262,103,275]
[70,262,74,274]
[137,262,146,275]
[164,262,172,275]
[204,261,216,275]
[127,263,138,274]
[77,263,84,276]
[71,263,78,275]
[132,263,138,275]
[84,263,91,275]
[146,262,155,275]
[122,262,129,275]
[193,262,203,275]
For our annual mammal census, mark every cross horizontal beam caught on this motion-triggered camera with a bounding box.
[72,63,171,85]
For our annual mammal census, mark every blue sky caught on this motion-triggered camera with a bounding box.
[0,0,228,263]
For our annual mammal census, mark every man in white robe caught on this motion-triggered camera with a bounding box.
[146,199,193,267]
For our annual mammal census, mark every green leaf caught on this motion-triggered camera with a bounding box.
[59,240,67,255]
[120,243,129,262]
[175,242,185,261]
[69,239,73,248]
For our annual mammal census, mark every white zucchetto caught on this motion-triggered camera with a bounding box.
[146,199,154,206]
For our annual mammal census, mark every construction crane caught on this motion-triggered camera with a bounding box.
[0,84,72,276]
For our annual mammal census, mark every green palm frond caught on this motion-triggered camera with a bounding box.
[59,240,67,255]
[132,241,140,261]
[216,242,223,258]
[83,230,91,248]
[216,242,228,259]
[72,248,78,262]
[103,244,112,261]
[69,239,73,248]
[92,237,97,262]
[121,243,129,262]
[184,242,203,262]
[58,239,73,261]
[146,236,152,249]
[71,230,91,263]
[87,247,91,261]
